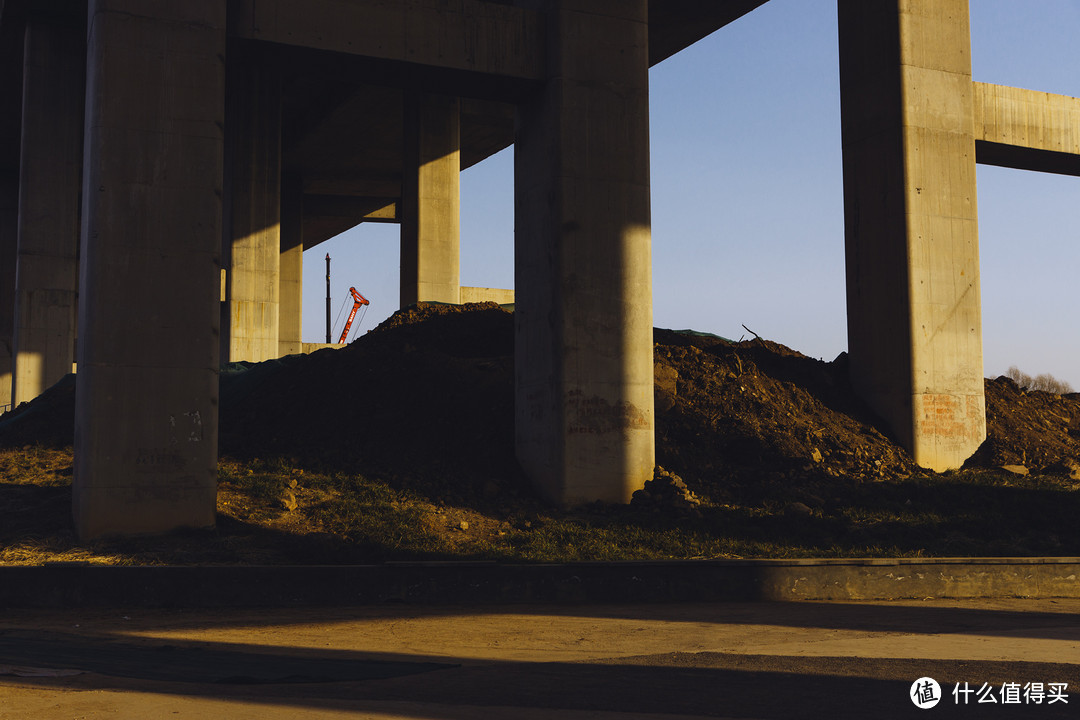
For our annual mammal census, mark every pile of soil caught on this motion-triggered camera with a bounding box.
[219,303,519,503]
[2,302,1079,499]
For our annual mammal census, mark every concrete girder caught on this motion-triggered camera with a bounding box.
[302,195,398,222]
[231,0,545,84]
[647,0,771,65]
[974,83,1080,177]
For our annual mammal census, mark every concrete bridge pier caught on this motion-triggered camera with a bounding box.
[11,20,83,406]
[400,93,462,307]
[279,176,304,356]
[515,0,654,504]
[73,0,225,539]
[0,2,22,414]
[838,0,985,471]
[0,175,15,413]
[223,55,282,363]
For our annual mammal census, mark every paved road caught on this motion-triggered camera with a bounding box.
[2,599,1078,719]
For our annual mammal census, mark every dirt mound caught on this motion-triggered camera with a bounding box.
[2,303,1079,495]
[653,330,918,495]
[0,374,75,448]
[966,376,1080,474]
[219,302,519,502]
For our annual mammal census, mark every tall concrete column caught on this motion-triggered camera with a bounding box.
[0,23,19,414]
[0,174,15,412]
[400,93,461,307]
[279,176,303,356]
[514,0,654,504]
[224,58,281,362]
[838,0,985,471]
[12,21,84,406]
[75,0,225,539]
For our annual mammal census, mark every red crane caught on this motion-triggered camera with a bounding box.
[338,287,370,343]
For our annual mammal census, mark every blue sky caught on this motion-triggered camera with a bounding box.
[305,0,1079,387]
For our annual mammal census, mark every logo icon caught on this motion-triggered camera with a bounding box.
[911,677,942,709]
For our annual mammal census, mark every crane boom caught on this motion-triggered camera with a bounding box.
[338,287,370,343]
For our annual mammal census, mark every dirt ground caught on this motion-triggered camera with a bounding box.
[6,302,1078,483]
[1,302,1078,563]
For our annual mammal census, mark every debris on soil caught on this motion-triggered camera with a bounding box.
[964,375,1080,472]
[1,301,1078,563]
[1,302,1078,489]
[631,467,702,515]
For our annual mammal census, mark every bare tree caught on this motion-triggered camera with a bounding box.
[1005,365,1074,394]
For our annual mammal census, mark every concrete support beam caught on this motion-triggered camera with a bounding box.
[838,0,985,471]
[400,93,461,307]
[279,177,303,357]
[973,82,1080,176]
[74,0,225,539]
[648,0,770,65]
[514,0,654,504]
[300,216,361,251]
[224,59,281,362]
[11,21,83,405]
[303,194,398,223]
[231,0,544,83]
[302,176,401,199]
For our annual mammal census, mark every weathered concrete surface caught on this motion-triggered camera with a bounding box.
[11,21,82,406]
[515,0,654,505]
[278,177,303,357]
[1,558,1079,608]
[231,0,546,83]
[1,598,1078,719]
[839,0,985,472]
[0,175,14,412]
[400,93,462,307]
[225,57,281,363]
[460,286,514,305]
[974,82,1080,176]
[0,19,19,412]
[73,0,224,540]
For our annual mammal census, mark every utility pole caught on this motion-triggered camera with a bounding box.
[325,253,331,343]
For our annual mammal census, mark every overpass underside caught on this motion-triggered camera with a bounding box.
[0,0,1076,538]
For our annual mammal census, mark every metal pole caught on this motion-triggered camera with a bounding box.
[325,253,331,344]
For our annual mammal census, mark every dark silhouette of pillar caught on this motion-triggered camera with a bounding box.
[12,21,83,405]
[74,0,226,539]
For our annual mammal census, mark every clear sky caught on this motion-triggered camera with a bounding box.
[304,0,1079,388]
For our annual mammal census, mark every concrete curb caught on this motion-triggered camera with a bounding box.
[2,558,1078,608]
